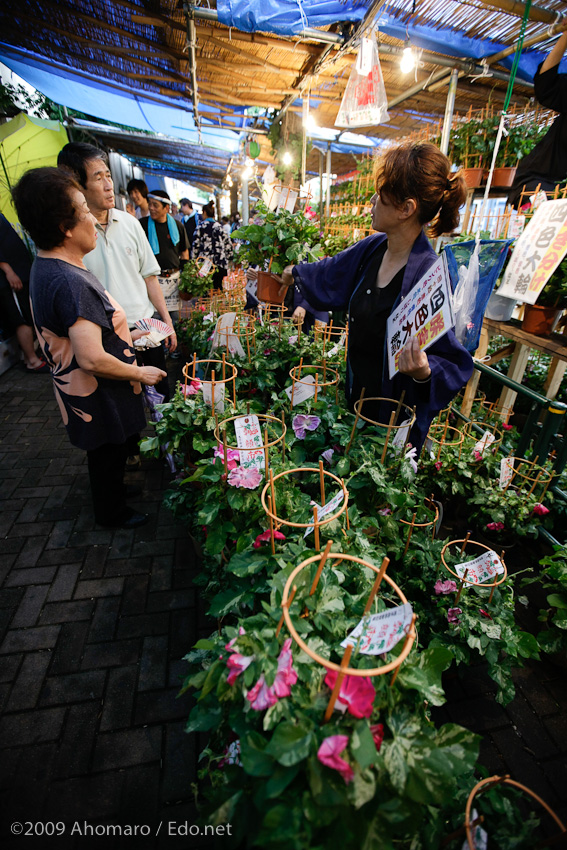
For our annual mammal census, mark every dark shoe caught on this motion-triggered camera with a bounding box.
[126,454,141,469]
[125,484,143,498]
[25,360,50,373]
[98,509,149,529]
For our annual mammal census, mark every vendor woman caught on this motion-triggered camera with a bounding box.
[280,142,474,450]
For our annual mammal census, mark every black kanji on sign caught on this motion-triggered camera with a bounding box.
[535,227,556,249]
[523,253,541,272]
[390,330,402,355]
[513,272,530,294]
[430,286,445,315]
[548,202,567,223]
[414,304,429,330]
[401,320,413,342]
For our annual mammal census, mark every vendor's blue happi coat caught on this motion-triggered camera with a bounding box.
[293,231,474,450]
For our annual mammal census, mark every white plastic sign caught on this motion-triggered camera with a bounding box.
[499,456,514,489]
[234,415,265,470]
[202,380,225,413]
[391,418,412,450]
[199,257,213,276]
[304,490,344,538]
[341,603,413,654]
[210,312,236,351]
[473,430,495,456]
[455,550,504,585]
[498,199,567,305]
[285,373,316,407]
[387,254,453,379]
[462,810,488,850]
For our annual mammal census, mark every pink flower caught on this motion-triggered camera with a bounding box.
[214,444,240,471]
[502,423,513,431]
[253,529,286,549]
[317,735,354,784]
[226,651,254,686]
[486,521,505,531]
[292,414,321,440]
[378,507,392,516]
[219,739,242,768]
[370,723,384,752]
[479,609,493,620]
[224,626,246,651]
[228,466,263,489]
[181,379,201,397]
[273,638,298,698]
[435,579,457,595]
[447,607,462,624]
[263,349,274,356]
[473,450,482,462]
[324,670,375,718]
[435,461,443,471]
[247,674,279,711]
[533,503,550,516]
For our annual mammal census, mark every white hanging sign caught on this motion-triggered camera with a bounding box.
[234,415,265,469]
[202,380,225,413]
[210,312,237,351]
[462,810,488,850]
[285,373,316,406]
[499,456,514,489]
[391,418,412,450]
[387,254,453,379]
[341,603,413,654]
[473,430,495,456]
[304,490,345,537]
[455,550,504,585]
[199,257,213,276]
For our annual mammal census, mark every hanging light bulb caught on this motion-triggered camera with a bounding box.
[282,151,293,166]
[400,46,416,74]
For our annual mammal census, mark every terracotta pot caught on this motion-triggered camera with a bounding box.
[179,291,191,301]
[490,166,517,188]
[462,167,484,189]
[522,303,559,336]
[257,270,288,304]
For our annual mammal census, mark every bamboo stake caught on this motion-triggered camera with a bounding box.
[309,540,333,596]
[394,390,406,426]
[276,584,296,637]
[192,351,197,379]
[269,467,277,529]
[380,412,396,465]
[390,614,417,687]
[281,411,286,461]
[264,426,269,480]
[460,532,471,554]
[211,369,216,411]
[313,505,320,552]
[319,459,326,507]
[323,644,353,721]
[346,387,365,456]
[268,493,276,556]
[455,568,468,604]
[314,371,319,403]
[402,512,417,558]
[363,556,390,615]
[222,428,229,476]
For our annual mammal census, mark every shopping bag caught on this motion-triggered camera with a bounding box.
[335,32,389,128]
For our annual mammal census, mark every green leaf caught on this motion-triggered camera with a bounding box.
[547,593,567,609]
[350,721,378,770]
[398,646,453,706]
[198,502,220,525]
[240,731,274,776]
[227,552,269,577]
[264,763,301,798]
[265,720,313,766]
[193,639,216,650]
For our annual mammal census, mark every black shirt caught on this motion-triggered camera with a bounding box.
[140,217,189,273]
[0,213,32,287]
[348,242,404,412]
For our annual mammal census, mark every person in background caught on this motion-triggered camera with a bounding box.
[280,141,473,451]
[57,142,176,470]
[180,198,198,248]
[0,212,49,372]
[127,178,150,219]
[230,211,241,233]
[509,22,567,208]
[11,167,166,528]
[221,215,231,236]
[171,202,182,222]
[139,190,190,331]
[192,200,233,291]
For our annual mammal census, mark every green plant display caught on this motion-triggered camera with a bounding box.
[179,259,216,297]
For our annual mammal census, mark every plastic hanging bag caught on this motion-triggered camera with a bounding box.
[452,241,480,350]
[335,31,389,128]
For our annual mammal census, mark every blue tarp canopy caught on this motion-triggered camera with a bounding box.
[217,0,367,35]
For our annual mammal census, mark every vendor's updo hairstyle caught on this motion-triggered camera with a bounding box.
[373,142,466,237]
[12,167,82,251]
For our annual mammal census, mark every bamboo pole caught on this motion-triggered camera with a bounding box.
[346,387,365,456]
[363,556,390,614]
[276,585,297,637]
[319,459,326,507]
[324,644,353,721]
[309,540,333,596]
[380,412,396,465]
[390,614,417,687]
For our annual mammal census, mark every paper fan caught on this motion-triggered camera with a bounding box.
[134,317,174,339]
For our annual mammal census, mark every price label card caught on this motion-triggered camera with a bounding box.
[499,456,514,489]
[391,418,412,450]
[202,380,225,413]
[473,430,495,456]
[304,490,344,537]
[234,415,265,469]
[285,374,316,407]
[341,603,413,654]
[462,810,487,850]
[210,312,237,351]
[325,332,346,358]
[455,550,504,585]
[199,257,213,276]
[226,335,245,358]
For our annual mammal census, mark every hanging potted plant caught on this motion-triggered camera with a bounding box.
[231,200,323,303]
[449,115,489,188]
[179,257,216,300]
[522,257,567,336]
[490,117,547,188]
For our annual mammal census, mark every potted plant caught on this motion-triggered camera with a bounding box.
[522,256,567,336]
[179,257,216,300]
[449,115,489,188]
[232,200,323,303]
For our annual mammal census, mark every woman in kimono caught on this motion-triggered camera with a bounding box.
[280,141,474,450]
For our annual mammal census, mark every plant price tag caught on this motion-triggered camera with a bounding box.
[391,418,412,451]
[234,415,265,470]
[462,810,487,850]
[202,380,225,413]
[304,490,344,538]
[341,603,413,654]
[199,257,213,276]
[455,550,504,585]
[473,430,495,456]
[210,312,236,351]
[285,374,316,407]
[499,456,514,489]
[325,332,346,358]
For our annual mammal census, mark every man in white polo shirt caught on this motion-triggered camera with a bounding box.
[57,143,176,411]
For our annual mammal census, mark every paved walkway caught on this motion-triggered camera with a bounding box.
[0,361,566,848]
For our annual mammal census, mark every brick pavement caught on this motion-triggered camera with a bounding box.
[1,362,566,849]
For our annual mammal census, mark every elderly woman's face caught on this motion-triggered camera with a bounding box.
[70,189,98,254]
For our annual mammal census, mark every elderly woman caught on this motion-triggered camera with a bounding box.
[12,167,167,529]
[282,142,474,450]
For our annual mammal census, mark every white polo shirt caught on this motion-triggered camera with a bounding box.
[84,208,160,326]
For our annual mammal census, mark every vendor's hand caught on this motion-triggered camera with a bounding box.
[6,269,23,291]
[398,337,431,381]
[131,329,150,342]
[280,265,295,288]
[165,330,177,353]
[246,268,259,283]
[292,306,306,323]
[139,366,167,386]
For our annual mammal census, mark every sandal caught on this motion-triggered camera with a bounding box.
[25,360,50,374]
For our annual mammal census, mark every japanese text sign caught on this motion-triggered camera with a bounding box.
[341,603,413,654]
[234,415,264,470]
[498,200,567,304]
[455,550,504,585]
[285,374,316,407]
[387,254,453,379]
[304,490,344,538]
